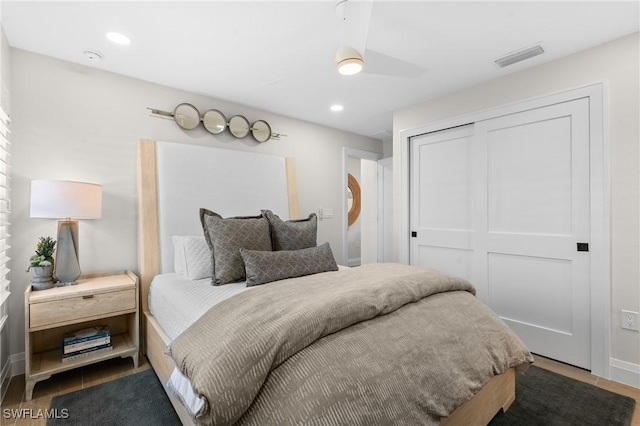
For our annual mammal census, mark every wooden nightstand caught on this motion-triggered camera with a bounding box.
[24,271,139,401]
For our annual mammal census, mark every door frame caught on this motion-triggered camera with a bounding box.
[397,83,610,378]
[377,157,393,263]
[342,147,382,266]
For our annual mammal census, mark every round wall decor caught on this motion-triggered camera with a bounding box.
[228,115,251,139]
[251,120,272,143]
[347,173,361,227]
[202,109,227,135]
[173,103,200,130]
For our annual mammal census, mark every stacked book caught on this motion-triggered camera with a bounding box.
[63,326,112,362]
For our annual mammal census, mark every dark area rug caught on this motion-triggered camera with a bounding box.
[48,364,635,425]
[490,365,636,426]
[48,368,181,426]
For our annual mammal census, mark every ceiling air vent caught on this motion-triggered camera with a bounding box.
[495,45,544,68]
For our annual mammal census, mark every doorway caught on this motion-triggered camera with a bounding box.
[342,148,382,266]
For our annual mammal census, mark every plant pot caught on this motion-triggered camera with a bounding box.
[31,265,55,290]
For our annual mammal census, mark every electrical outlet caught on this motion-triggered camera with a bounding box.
[621,310,639,331]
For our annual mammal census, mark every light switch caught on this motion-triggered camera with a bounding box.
[319,208,334,219]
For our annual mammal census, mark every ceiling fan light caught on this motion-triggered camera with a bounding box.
[335,46,364,75]
[338,59,364,75]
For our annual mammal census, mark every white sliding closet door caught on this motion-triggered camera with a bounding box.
[410,98,591,369]
[410,125,476,282]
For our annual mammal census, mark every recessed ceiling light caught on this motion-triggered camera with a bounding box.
[106,32,131,45]
[330,104,344,112]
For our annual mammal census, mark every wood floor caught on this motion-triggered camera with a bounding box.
[1,356,151,426]
[1,354,638,425]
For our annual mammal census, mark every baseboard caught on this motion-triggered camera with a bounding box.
[610,358,640,389]
[10,352,25,377]
[347,257,361,267]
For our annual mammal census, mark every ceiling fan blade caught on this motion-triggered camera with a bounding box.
[362,49,426,78]
[262,72,303,86]
[338,1,423,78]
[340,0,373,56]
[261,57,325,86]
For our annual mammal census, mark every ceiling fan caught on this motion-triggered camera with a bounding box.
[261,1,424,87]
[334,0,425,78]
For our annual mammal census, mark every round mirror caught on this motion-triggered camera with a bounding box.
[347,173,361,227]
[202,109,227,135]
[173,103,200,130]
[228,115,250,138]
[251,120,272,143]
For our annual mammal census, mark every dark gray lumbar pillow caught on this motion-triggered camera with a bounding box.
[241,242,338,287]
[200,208,272,285]
[261,210,317,251]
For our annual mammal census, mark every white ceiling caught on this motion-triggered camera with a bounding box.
[1,1,638,139]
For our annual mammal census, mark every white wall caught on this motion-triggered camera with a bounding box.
[382,139,392,158]
[393,33,639,373]
[360,159,378,265]
[8,49,381,363]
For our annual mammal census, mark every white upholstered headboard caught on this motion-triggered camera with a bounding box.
[155,141,291,273]
[137,139,298,312]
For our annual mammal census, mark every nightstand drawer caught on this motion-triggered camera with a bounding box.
[30,288,136,329]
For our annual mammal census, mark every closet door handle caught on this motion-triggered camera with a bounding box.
[577,243,589,252]
[82,295,94,299]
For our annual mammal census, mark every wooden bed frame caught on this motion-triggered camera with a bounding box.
[136,139,516,425]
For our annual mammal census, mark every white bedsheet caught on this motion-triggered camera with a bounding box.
[149,273,248,341]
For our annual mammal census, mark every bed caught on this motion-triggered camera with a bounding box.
[136,139,533,425]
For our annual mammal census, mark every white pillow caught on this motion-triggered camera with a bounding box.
[172,236,213,280]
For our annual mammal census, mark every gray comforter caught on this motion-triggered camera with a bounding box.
[169,263,533,426]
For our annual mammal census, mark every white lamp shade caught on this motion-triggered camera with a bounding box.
[30,180,102,219]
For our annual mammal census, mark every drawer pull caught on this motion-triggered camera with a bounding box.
[82,295,94,299]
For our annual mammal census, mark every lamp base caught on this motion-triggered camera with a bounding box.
[55,220,81,284]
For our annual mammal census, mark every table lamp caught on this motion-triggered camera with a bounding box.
[30,180,102,284]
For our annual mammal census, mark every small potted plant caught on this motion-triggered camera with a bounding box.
[27,236,56,290]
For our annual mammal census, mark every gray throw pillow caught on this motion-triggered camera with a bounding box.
[240,242,338,287]
[261,210,317,251]
[200,208,272,285]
